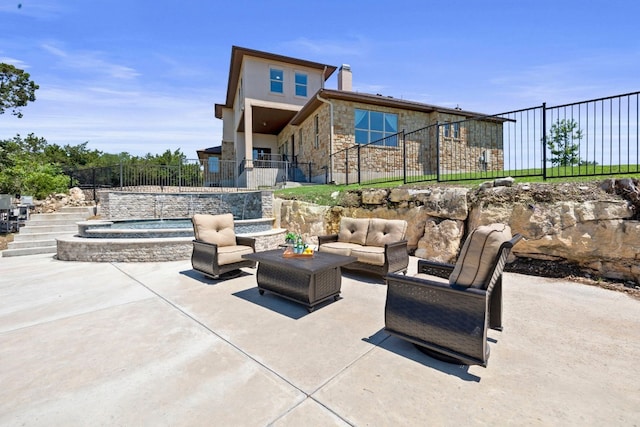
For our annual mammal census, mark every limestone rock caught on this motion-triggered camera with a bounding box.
[278,200,330,246]
[361,188,388,205]
[415,219,465,263]
[414,187,469,220]
[494,176,515,187]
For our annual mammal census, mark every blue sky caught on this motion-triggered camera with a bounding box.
[1,0,638,158]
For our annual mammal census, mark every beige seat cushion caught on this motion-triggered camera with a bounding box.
[192,213,236,247]
[365,219,407,247]
[337,218,370,245]
[217,245,254,265]
[319,241,362,257]
[449,223,512,288]
[350,245,386,266]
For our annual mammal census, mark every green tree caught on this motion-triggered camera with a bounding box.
[546,118,583,166]
[0,63,39,118]
[0,134,68,198]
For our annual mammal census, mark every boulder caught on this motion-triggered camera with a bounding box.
[415,218,465,263]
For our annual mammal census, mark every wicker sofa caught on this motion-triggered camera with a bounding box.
[317,218,409,276]
[191,213,256,279]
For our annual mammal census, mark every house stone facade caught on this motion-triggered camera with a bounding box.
[212,46,504,187]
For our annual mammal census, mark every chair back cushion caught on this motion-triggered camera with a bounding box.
[449,223,512,288]
[337,218,370,245]
[192,213,236,247]
[365,219,408,247]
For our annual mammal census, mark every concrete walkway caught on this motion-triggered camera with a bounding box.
[1,254,638,426]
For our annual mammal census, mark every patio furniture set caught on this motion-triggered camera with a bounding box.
[190,213,521,367]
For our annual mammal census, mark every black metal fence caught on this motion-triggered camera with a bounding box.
[70,91,639,191]
[329,90,640,185]
[69,157,314,193]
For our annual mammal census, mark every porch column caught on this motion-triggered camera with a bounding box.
[243,103,254,169]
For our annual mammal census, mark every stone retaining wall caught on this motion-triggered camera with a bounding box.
[276,179,640,284]
[97,190,272,220]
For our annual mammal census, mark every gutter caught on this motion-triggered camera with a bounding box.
[316,92,334,184]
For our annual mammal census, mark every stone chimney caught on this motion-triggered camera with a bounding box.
[338,64,352,91]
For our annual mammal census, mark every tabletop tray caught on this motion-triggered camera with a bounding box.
[282,250,314,258]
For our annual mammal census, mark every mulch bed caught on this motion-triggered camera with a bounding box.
[505,257,640,300]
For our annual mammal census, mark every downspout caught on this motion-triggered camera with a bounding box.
[316,92,334,183]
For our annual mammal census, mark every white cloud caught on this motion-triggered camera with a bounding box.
[41,42,140,80]
[0,55,30,68]
[282,36,372,58]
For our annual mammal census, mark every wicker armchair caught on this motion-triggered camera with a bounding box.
[385,224,522,367]
[191,213,256,279]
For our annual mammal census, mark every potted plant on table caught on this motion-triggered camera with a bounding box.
[285,231,297,245]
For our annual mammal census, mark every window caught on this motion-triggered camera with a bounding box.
[314,115,320,148]
[208,157,219,173]
[270,68,283,93]
[295,72,307,97]
[444,122,460,139]
[354,109,398,146]
[252,147,271,160]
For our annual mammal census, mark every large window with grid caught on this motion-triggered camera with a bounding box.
[354,109,398,146]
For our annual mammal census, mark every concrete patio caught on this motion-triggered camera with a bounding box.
[1,253,638,426]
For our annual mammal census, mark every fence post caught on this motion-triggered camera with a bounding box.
[345,148,349,185]
[92,167,96,202]
[402,130,407,184]
[119,161,123,190]
[542,102,547,180]
[307,162,312,183]
[178,161,182,192]
[436,121,441,182]
[357,145,361,184]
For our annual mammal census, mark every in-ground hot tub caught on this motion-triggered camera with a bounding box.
[57,217,285,262]
[77,217,275,238]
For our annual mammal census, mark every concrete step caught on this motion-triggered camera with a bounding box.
[11,231,77,242]
[2,206,93,257]
[29,213,90,222]
[2,245,57,257]
[7,238,68,249]
[16,224,78,234]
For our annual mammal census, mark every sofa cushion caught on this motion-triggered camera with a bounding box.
[217,245,254,265]
[365,219,408,247]
[449,223,512,288]
[319,241,362,257]
[337,218,370,245]
[192,213,236,247]
[350,246,386,266]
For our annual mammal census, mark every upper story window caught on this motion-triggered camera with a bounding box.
[295,72,307,97]
[270,68,284,94]
[354,109,398,146]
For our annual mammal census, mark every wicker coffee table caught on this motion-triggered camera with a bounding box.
[242,249,356,312]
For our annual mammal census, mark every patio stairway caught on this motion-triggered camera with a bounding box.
[2,206,93,257]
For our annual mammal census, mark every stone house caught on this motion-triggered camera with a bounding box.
[213,46,503,186]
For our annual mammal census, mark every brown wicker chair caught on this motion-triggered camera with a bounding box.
[385,224,522,367]
[191,213,256,279]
